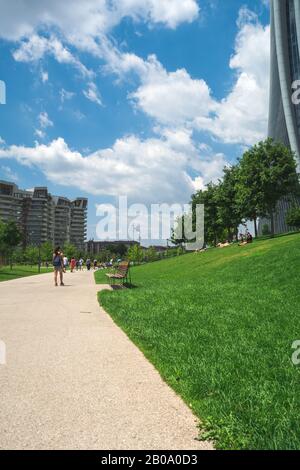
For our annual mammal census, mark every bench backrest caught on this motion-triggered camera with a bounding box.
[117,262,129,275]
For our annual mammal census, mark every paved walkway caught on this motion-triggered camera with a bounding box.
[0,270,212,450]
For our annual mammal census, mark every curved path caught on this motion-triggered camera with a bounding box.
[0,270,213,450]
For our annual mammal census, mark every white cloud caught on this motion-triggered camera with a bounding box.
[39,111,53,128]
[0,130,225,204]
[83,82,102,106]
[0,136,5,145]
[0,0,200,42]
[0,3,270,205]
[60,88,75,103]
[41,70,48,82]
[194,10,270,144]
[0,165,19,182]
[130,63,217,125]
[114,8,270,146]
[34,129,46,139]
[116,0,200,29]
[13,34,93,78]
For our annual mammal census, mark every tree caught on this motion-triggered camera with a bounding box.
[145,246,158,262]
[0,220,22,266]
[215,165,243,241]
[171,215,187,246]
[41,241,53,262]
[238,139,299,237]
[236,153,266,238]
[286,206,300,230]
[24,246,39,265]
[192,184,223,246]
[128,244,144,264]
[63,242,78,260]
[114,243,128,258]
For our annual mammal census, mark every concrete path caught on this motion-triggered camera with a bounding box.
[0,270,213,450]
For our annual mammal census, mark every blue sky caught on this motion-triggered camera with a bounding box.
[0,0,270,241]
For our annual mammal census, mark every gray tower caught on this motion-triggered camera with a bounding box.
[269,0,300,161]
[259,0,300,235]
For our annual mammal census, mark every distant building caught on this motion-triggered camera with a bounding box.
[0,181,87,249]
[85,240,139,255]
[260,0,300,235]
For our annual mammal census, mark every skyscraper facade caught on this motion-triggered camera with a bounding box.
[269,0,300,160]
[0,180,88,250]
[262,0,300,234]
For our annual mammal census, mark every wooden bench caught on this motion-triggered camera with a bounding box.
[106,261,131,285]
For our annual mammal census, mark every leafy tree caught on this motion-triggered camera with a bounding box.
[128,244,144,264]
[24,246,39,265]
[286,206,300,230]
[114,243,128,257]
[146,246,158,262]
[41,241,53,262]
[236,153,266,238]
[238,139,299,237]
[192,184,223,246]
[0,220,22,267]
[215,165,243,241]
[63,242,78,260]
[171,216,187,246]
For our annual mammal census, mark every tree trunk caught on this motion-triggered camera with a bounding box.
[254,216,258,238]
[270,211,275,238]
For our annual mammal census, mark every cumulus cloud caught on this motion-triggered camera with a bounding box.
[4,2,269,147]
[109,8,270,146]
[130,63,217,125]
[0,0,200,42]
[13,34,93,78]
[196,9,270,144]
[0,131,226,204]
[0,2,270,205]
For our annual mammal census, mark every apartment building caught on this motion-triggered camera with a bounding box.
[0,180,87,249]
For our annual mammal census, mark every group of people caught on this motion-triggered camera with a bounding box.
[216,231,253,250]
[238,231,253,246]
[52,248,117,286]
[65,256,98,273]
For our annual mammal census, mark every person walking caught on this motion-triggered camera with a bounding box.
[53,247,64,287]
[86,258,91,271]
[70,257,76,273]
[63,255,69,271]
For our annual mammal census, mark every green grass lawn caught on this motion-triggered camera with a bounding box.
[95,233,300,450]
[0,265,50,282]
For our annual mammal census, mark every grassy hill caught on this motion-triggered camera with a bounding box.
[95,233,300,450]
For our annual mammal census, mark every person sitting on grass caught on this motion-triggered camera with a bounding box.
[53,247,64,287]
[217,240,231,248]
[239,232,253,246]
[247,232,253,243]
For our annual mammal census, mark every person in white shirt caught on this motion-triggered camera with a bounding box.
[63,256,68,270]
